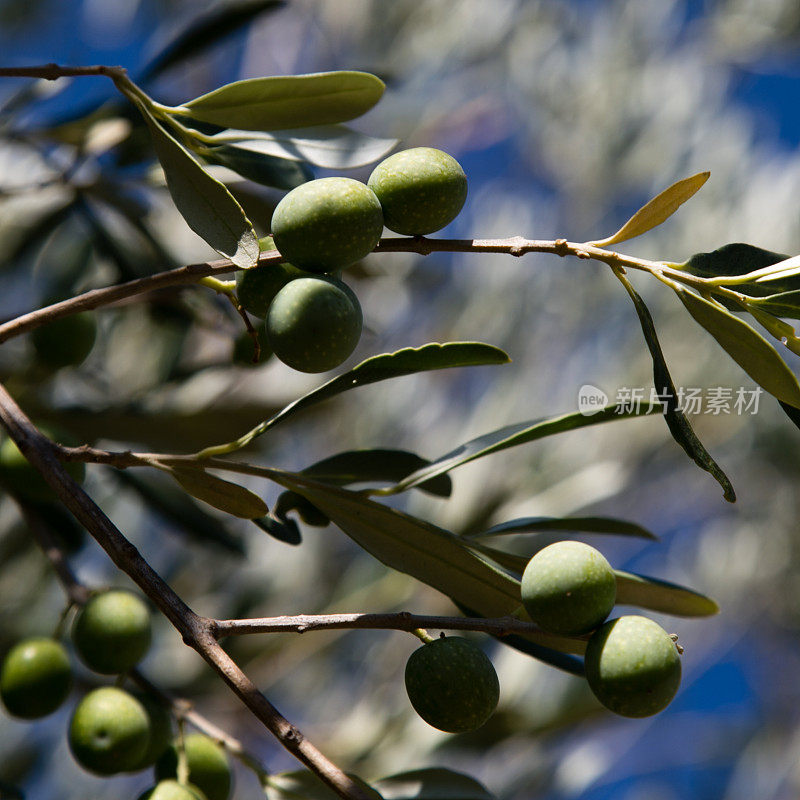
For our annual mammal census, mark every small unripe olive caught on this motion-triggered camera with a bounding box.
[266,276,362,373]
[271,177,384,272]
[521,541,616,635]
[404,637,499,733]
[30,312,96,369]
[368,147,467,235]
[236,262,311,319]
[69,687,150,775]
[72,590,152,674]
[584,615,682,718]
[137,780,207,800]
[0,637,72,719]
[155,733,232,800]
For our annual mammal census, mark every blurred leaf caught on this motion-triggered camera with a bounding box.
[0,781,24,800]
[266,770,383,800]
[139,0,286,82]
[301,449,452,497]
[170,467,267,518]
[2,199,75,272]
[474,516,657,540]
[591,171,709,247]
[615,570,720,617]
[270,472,583,655]
[251,514,302,545]
[274,490,329,527]
[208,125,397,169]
[384,405,656,495]
[177,71,386,131]
[114,471,244,554]
[139,104,259,267]
[201,144,313,190]
[779,398,800,434]
[374,768,496,800]
[676,286,800,409]
[746,290,800,320]
[200,342,510,455]
[615,271,736,502]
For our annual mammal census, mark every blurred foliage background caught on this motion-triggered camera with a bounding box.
[3,1,800,798]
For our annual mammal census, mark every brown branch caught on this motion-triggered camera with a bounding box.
[0,64,127,81]
[0,383,373,800]
[213,612,588,644]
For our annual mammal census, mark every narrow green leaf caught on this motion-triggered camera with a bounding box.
[208,124,398,169]
[681,243,789,289]
[474,516,657,540]
[178,71,386,131]
[374,768,496,800]
[274,491,329,527]
[384,405,657,495]
[676,286,800,409]
[615,570,719,617]
[747,290,800,320]
[465,543,528,575]
[266,770,383,800]
[170,467,267,518]
[745,305,800,357]
[615,271,736,502]
[591,171,709,247]
[251,514,302,545]
[270,472,583,655]
[197,342,510,457]
[139,104,258,267]
[202,144,313,190]
[301,449,452,497]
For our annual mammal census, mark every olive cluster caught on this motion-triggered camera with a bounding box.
[235,147,468,373]
[402,541,682,734]
[0,590,232,799]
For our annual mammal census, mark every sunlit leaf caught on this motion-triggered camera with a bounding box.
[591,171,709,247]
[676,285,800,409]
[301,449,452,497]
[208,124,397,169]
[745,305,800,357]
[266,770,383,800]
[615,570,719,617]
[176,71,386,131]
[170,467,268,518]
[138,104,259,267]
[197,342,510,456]
[746,290,800,320]
[374,768,496,800]
[473,516,657,540]
[681,243,789,289]
[615,271,735,502]
[383,405,657,495]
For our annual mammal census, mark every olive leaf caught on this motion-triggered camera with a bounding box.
[615,570,719,617]
[473,516,657,540]
[614,270,735,502]
[374,768,496,800]
[196,342,510,457]
[381,405,658,496]
[746,290,800,320]
[675,285,800,409]
[591,171,709,247]
[207,125,398,169]
[680,243,789,290]
[174,71,386,131]
[744,305,800,357]
[201,144,313,190]
[266,770,383,800]
[251,514,302,546]
[169,467,268,518]
[138,104,259,267]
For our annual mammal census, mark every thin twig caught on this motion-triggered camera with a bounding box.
[0,384,373,800]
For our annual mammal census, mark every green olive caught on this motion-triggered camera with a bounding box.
[30,312,96,369]
[155,733,232,800]
[0,637,71,719]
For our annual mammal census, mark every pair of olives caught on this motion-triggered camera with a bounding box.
[521,541,682,718]
[235,147,468,373]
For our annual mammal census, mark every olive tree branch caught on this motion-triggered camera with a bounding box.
[0,383,374,800]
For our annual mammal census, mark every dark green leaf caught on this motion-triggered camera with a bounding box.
[170,467,268,518]
[681,243,789,283]
[374,768,496,800]
[138,104,259,267]
[201,144,313,190]
[251,514,302,545]
[676,285,800,409]
[384,405,657,495]
[614,272,736,502]
[274,491,329,527]
[208,125,397,169]
[269,472,583,656]
[178,71,386,131]
[592,171,709,247]
[464,543,528,575]
[301,449,452,497]
[139,1,285,82]
[266,770,383,800]
[198,342,510,456]
[474,516,657,540]
[114,471,244,554]
[615,570,719,617]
